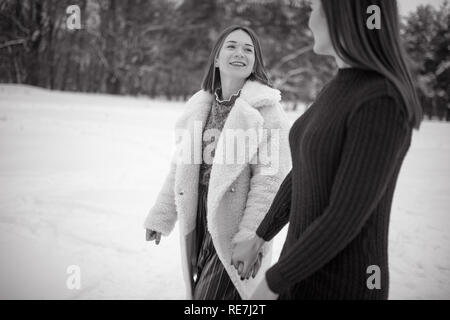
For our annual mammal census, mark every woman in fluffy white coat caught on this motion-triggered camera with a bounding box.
[143,25,291,300]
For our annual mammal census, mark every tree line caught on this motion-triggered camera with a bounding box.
[0,0,448,120]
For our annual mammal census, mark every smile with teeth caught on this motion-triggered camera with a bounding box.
[229,61,246,67]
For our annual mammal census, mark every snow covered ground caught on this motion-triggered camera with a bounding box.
[0,84,449,300]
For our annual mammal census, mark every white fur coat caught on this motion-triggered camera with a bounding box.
[143,80,291,299]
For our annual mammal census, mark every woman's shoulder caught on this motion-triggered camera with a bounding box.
[354,71,402,104]
[236,80,289,128]
[253,95,290,130]
[240,80,281,109]
[185,89,212,107]
[174,90,212,127]
[348,73,409,127]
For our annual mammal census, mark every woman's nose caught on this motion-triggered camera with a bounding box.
[234,47,244,58]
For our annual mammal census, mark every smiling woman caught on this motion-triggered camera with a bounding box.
[202,26,271,99]
[231,0,422,300]
[216,30,256,99]
[143,25,291,300]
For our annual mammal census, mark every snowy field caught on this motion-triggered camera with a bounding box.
[0,84,449,300]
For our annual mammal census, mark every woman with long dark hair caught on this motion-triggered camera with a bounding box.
[144,25,291,300]
[232,0,422,300]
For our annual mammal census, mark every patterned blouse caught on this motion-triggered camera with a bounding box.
[199,88,241,187]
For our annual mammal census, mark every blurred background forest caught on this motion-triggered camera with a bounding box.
[0,0,449,120]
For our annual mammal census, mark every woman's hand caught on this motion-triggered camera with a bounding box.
[146,229,162,245]
[249,276,279,300]
[231,235,265,280]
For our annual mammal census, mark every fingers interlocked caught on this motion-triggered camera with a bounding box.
[231,238,263,281]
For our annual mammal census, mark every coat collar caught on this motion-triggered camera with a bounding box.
[238,80,281,109]
[174,80,281,235]
[178,80,281,126]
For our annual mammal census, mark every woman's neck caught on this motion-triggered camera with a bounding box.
[220,75,245,101]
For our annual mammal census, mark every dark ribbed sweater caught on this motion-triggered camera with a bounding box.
[256,68,413,299]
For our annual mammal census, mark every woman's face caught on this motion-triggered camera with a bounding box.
[308,0,333,56]
[216,30,255,82]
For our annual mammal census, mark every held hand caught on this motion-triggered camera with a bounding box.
[236,252,262,280]
[231,235,265,280]
[249,252,263,279]
[146,229,162,245]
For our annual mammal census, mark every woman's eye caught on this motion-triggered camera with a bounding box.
[245,48,253,53]
[227,45,235,49]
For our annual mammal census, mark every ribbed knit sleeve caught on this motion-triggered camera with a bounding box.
[256,170,292,241]
[265,97,410,294]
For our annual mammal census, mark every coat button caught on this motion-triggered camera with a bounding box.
[230,187,235,193]
[179,191,184,196]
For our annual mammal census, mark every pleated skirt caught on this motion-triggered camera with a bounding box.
[192,183,241,300]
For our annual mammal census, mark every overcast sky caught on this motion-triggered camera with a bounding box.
[397,0,445,16]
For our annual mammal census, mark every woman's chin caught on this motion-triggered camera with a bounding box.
[313,43,333,56]
[313,47,326,56]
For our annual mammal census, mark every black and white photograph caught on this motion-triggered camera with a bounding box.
[0,0,449,301]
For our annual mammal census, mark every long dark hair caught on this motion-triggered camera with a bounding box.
[201,25,271,94]
[321,0,422,129]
